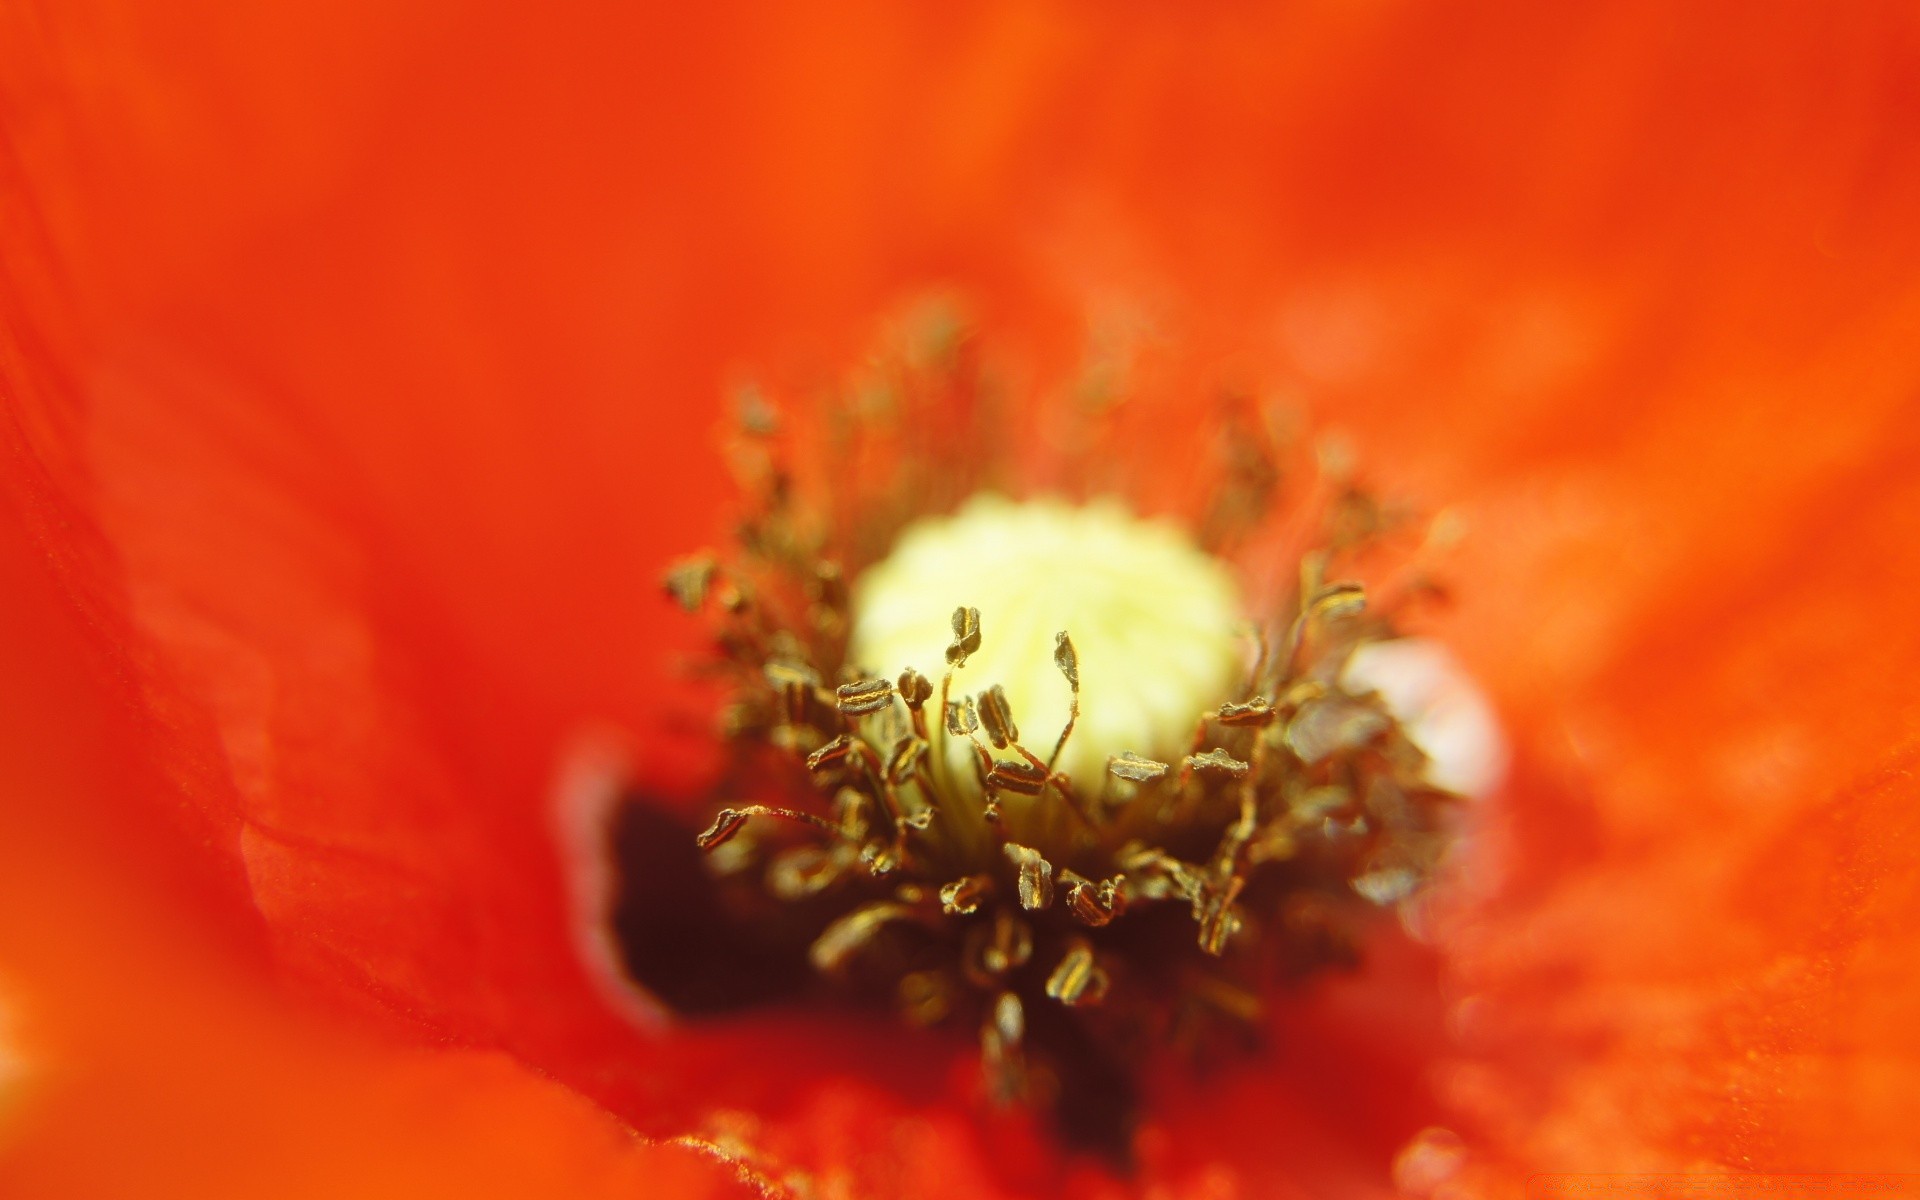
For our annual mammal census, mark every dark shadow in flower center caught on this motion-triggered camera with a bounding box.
[610,792,816,1014]
[608,785,1156,1165]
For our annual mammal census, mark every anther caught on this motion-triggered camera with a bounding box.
[662,555,718,612]
[1061,872,1126,927]
[810,902,924,974]
[985,758,1048,798]
[1045,941,1109,1007]
[939,875,992,915]
[1108,752,1170,783]
[885,736,928,785]
[695,804,840,850]
[977,684,1018,749]
[946,606,982,666]
[1003,843,1055,910]
[897,668,933,710]
[677,398,1472,1149]
[1215,697,1275,727]
[1186,748,1251,778]
[805,734,857,772]
[945,697,979,738]
[836,678,895,716]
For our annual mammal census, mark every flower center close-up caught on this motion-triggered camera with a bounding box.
[9,5,1917,1195]
[646,316,1469,1160]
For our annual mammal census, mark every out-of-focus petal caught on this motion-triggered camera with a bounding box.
[6,0,1920,1195]
[0,509,765,1200]
[1435,440,1920,1183]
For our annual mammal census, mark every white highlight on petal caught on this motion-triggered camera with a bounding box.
[1343,637,1507,798]
[849,495,1245,784]
[549,732,672,1030]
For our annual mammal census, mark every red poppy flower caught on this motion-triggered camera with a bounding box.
[4,2,1918,1197]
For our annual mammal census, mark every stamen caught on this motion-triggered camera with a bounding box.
[977,685,1018,749]
[1107,753,1169,783]
[939,875,992,915]
[695,805,841,850]
[1003,843,1056,910]
[852,497,1245,786]
[1186,748,1252,778]
[835,678,895,716]
[663,341,1476,1154]
[810,902,928,974]
[1044,940,1109,1007]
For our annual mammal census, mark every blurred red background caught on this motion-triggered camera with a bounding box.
[4,2,1918,1196]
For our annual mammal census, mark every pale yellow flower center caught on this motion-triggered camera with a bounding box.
[848,494,1246,787]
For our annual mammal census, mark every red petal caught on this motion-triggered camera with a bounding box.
[7,0,1920,1195]
[0,504,766,1199]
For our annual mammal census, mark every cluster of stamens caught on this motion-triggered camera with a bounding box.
[656,305,1459,1147]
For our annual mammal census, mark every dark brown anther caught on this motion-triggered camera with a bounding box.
[897,668,933,710]
[885,735,927,785]
[945,696,979,737]
[1044,940,1109,1008]
[1216,697,1275,727]
[946,606,982,666]
[805,733,856,772]
[1196,875,1247,956]
[662,555,717,612]
[897,668,935,740]
[1003,843,1056,910]
[986,757,1048,797]
[1053,631,1079,690]
[1108,752,1170,783]
[1048,631,1081,773]
[696,804,841,851]
[809,902,921,974]
[939,874,993,915]
[836,678,895,716]
[977,684,1018,749]
[1061,872,1126,927]
[1186,747,1251,777]
[694,808,750,851]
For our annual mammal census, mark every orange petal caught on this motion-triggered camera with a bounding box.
[8,0,1920,1194]
[0,501,769,1199]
